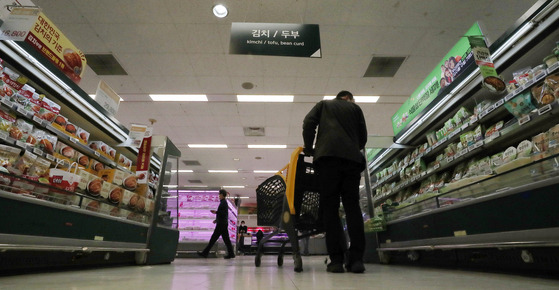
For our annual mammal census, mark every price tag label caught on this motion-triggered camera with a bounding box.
[418,153,424,159]
[441,137,448,143]
[46,154,55,161]
[460,148,469,156]
[518,115,531,126]
[469,116,478,126]
[93,151,100,157]
[455,150,463,158]
[486,104,496,114]
[69,137,78,144]
[504,93,515,102]
[433,163,440,170]
[0,131,8,141]
[41,120,50,127]
[475,140,484,149]
[15,140,25,148]
[446,156,454,163]
[461,123,469,130]
[1,99,13,107]
[425,147,432,154]
[488,131,500,142]
[32,116,42,123]
[421,171,426,177]
[523,79,534,88]
[16,107,27,115]
[513,87,524,95]
[494,99,504,108]
[538,104,552,115]
[33,148,43,156]
[547,62,559,74]
[534,71,547,82]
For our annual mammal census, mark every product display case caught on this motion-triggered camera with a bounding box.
[0,37,180,270]
[367,1,559,273]
[171,189,237,255]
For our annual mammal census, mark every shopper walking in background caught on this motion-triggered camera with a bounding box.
[198,189,236,259]
[302,90,368,273]
[237,220,248,254]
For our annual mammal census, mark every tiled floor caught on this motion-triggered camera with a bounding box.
[0,255,557,289]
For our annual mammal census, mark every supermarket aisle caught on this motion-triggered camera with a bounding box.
[0,256,557,289]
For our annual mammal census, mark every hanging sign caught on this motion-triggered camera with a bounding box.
[24,12,86,84]
[229,23,321,58]
[391,22,482,136]
[119,123,148,148]
[135,126,153,197]
[94,80,120,116]
[469,35,506,94]
[0,0,40,41]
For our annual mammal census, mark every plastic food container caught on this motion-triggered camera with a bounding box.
[543,54,558,67]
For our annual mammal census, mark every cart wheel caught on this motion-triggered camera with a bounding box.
[294,254,303,272]
[255,253,262,267]
[277,253,284,266]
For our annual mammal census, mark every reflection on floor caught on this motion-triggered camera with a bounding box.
[0,255,558,289]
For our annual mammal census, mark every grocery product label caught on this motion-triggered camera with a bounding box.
[538,104,552,115]
[548,62,559,73]
[518,115,531,126]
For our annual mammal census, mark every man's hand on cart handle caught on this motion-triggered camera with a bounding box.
[303,147,314,156]
[210,210,217,214]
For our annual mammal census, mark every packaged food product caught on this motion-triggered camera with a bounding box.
[0,144,21,168]
[76,127,90,143]
[453,107,471,125]
[28,157,50,178]
[532,64,547,78]
[474,100,492,117]
[1,67,26,101]
[517,140,533,157]
[531,82,555,105]
[76,152,90,167]
[544,73,559,98]
[474,125,483,142]
[89,159,104,173]
[490,152,504,169]
[108,185,123,204]
[55,142,76,161]
[0,107,16,132]
[548,124,559,149]
[10,119,33,142]
[38,96,60,122]
[543,54,558,67]
[99,168,126,185]
[532,133,548,153]
[477,157,492,175]
[502,146,518,163]
[444,118,456,133]
[22,90,42,116]
[451,162,467,182]
[513,67,533,87]
[503,92,537,119]
[463,159,479,178]
[86,178,104,197]
[418,143,428,154]
[52,114,67,129]
[8,150,38,175]
[65,122,78,136]
[35,130,57,154]
[506,80,519,93]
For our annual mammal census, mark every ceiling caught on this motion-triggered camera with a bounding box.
[31,0,539,204]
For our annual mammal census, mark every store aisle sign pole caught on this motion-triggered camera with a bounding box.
[24,12,86,84]
[229,23,321,58]
[0,0,40,41]
[94,80,121,116]
[391,22,483,136]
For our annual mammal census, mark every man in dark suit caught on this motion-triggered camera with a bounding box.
[198,189,235,259]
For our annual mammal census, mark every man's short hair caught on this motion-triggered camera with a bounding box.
[219,189,228,196]
[335,90,353,100]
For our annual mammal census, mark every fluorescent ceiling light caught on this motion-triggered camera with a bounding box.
[223,186,245,188]
[248,144,287,149]
[237,95,293,102]
[163,185,178,188]
[226,196,249,198]
[150,94,208,102]
[188,144,228,148]
[212,4,228,18]
[184,185,208,188]
[323,95,379,103]
[172,170,194,173]
[208,170,238,173]
[89,94,124,101]
[254,170,278,173]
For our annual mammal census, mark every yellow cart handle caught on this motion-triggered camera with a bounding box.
[285,146,304,215]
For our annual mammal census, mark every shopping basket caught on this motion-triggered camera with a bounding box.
[254,147,322,272]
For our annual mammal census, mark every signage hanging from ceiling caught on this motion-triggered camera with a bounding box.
[24,12,86,84]
[391,22,483,136]
[0,0,40,41]
[229,23,321,58]
[94,80,121,116]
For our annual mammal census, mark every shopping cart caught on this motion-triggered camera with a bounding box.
[255,147,322,272]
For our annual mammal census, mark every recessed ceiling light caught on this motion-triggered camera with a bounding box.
[237,95,293,102]
[233,158,240,161]
[254,170,278,173]
[212,4,228,18]
[223,185,245,188]
[208,170,238,173]
[163,185,178,188]
[323,95,380,103]
[248,145,287,149]
[150,94,208,102]
[188,144,228,148]
[172,170,194,173]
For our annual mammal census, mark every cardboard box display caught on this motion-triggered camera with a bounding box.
[107,185,123,204]
[99,181,113,199]
[88,159,105,174]
[77,168,96,191]
[54,142,76,162]
[64,122,78,137]
[99,168,125,185]
[122,173,137,191]
[76,127,90,144]
[51,114,67,131]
